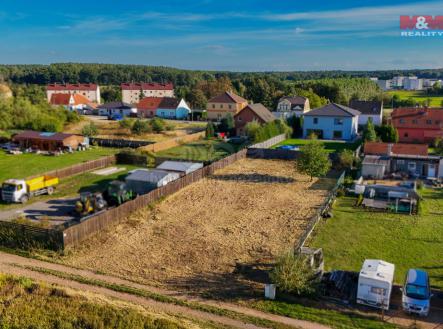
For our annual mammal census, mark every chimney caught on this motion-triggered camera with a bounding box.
[387,143,393,156]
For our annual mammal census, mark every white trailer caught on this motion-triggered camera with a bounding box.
[356,259,395,310]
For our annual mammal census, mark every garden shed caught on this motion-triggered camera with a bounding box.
[156,161,203,176]
[125,169,179,195]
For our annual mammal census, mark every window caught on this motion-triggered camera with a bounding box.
[212,104,215,109]
[436,120,441,125]
[412,119,418,124]
[426,119,432,125]
[397,160,405,165]
[399,119,405,124]
[229,105,232,109]
[370,287,387,296]
[334,118,344,125]
[220,104,223,109]
[238,116,242,121]
[404,132,409,138]
[408,162,416,172]
[313,118,319,124]
[333,130,343,139]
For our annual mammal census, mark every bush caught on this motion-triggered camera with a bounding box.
[119,118,133,129]
[270,252,317,296]
[131,120,152,135]
[205,121,215,138]
[81,122,98,137]
[245,119,292,143]
[338,149,355,170]
[151,118,165,133]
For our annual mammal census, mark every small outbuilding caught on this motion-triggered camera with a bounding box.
[361,155,390,179]
[356,259,395,310]
[98,101,137,117]
[125,169,179,195]
[156,161,204,176]
[13,131,86,151]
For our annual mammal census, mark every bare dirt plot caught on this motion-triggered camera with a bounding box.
[62,159,336,297]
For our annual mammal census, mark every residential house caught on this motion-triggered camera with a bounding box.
[206,91,248,121]
[275,96,310,119]
[137,97,164,118]
[156,98,191,120]
[361,142,442,179]
[302,103,360,141]
[234,103,275,136]
[390,108,443,143]
[13,131,86,151]
[121,83,174,104]
[349,100,383,126]
[49,93,95,113]
[98,101,137,117]
[46,83,100,103]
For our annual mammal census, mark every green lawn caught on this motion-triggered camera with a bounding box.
[309,189,443,290]
[0,165,140,211]
[272,139,360,153]
[386,90,443,108]
[0,147,118,182]
[155,139,246,162]
[249,300,395,329]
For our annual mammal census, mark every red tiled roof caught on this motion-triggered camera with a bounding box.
[47,83,97,91]
[364,142,428,156]
[50,93,91,105]
[137,97,164,110]
[391,108,443,129]
[208,91,248,104]
[121,82,174,91]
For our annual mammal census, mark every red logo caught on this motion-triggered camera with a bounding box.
[400,16,443,30]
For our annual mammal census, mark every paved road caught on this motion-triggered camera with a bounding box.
[0,197,78,225]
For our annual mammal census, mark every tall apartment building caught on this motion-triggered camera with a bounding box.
[46,83,101,103]
[121,83,174,104]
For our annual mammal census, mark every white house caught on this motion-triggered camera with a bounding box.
[97,101,137,117]
[46,83,101,103]
[404,77,424,91]
[155,98,191,120]
[349,100,383,126]
[275,96,310,119]
[121,82,174,104]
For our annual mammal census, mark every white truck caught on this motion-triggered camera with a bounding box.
[1,176,59,203]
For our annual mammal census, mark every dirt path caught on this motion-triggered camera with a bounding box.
[0,251,329,329]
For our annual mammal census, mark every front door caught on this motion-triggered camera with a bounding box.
[428,164,436,178]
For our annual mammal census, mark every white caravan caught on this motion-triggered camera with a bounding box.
[356,259,395,310]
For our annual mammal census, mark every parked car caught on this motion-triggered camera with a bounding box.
[109,113,123,121]
[402,269,432,317]
[277,144,299,151]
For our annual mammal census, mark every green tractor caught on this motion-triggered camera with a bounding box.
[104,180,134,206]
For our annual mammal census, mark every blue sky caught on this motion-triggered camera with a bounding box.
[0,0,443,71]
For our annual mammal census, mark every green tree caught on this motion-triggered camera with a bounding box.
[270,252,317,296]
[297,140,331,181]
[119,118,132,130]
[245,120,262,142]
[205,121,215,138]
[82,122,98,137]
[362,118,377,142]
[338,149,355,170]
[377,124,398,143]
[218,113,235,134]
[187,88,207,110]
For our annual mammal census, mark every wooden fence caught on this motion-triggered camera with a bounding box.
[62,149,248,247]
[294,171,346,251]
[27,155,116,180]
[248,134,286,149]
[0,220,63,250]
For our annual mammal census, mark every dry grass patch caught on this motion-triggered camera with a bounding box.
[62,159,335,297]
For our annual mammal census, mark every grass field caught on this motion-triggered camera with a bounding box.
[155,139,246,162]
[309,188,443,290]
[272,139,360,153]
[0,147,118,182]
[0,274,207,329]
[386,90,443,108]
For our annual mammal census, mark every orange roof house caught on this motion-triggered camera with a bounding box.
[206,91,248,121]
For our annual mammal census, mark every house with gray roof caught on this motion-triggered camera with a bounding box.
[349,100,383,126]
[302,103,360,141]
[275,96,310,119]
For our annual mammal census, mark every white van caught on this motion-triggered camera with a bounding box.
[356,259,395,310]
